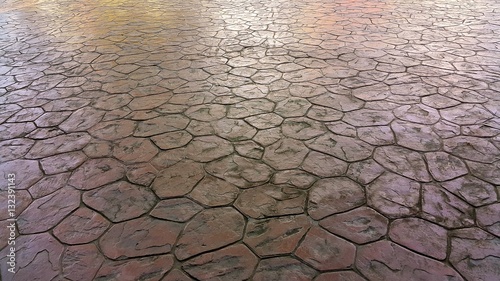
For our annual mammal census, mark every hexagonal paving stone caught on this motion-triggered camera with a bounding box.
[88,119,136,140]
[59,107,105,132]
[271,170,316,189]
[188,175,239,207]
[253,257,317,281]
[99,217,183,259]
[94,255,174,281]
[39,151,87,175]
[0,138,35,163]
[308,177,365,220]
[306,133,373,162]
[62,244,104,281]
[182,244,258,281]
[391,120,441,151]
[25,132,91,159]
[112,137,158,163]
[68,158,126,190]
[373,146,431,182]
[53,207,110,244]
[150,198,203,222]
[346,159,386,185]
[281,117,327,140]
[310,93,364,112]
[356,240,464,281]
[450,228,500,281]
[184,104,226,121]
[213,118,257,141]
[134,115,189,137]
[0,122,36,141]
[235,184,307,218]
[17,185,80,234]
[263,138,309,170]
[126,163,158,186]
[367,172,420,218]
[185,135,234,162]
[227,99,275,118]
[389,218,448,260]
[0,159,43,190]
[320,206,388,244]
[245,113,283,129]
[152,160,204,198]
[175,207,245,260]
[244,215,312,257]
[295,226,356,270]
[83,181,157,222]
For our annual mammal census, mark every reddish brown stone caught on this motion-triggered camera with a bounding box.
[99,217,183,259]
[62,244,104,281]
[357,240,464,281]
[422,184,475,228]
[25,132,91,159]
[253,257,317,281]
[83,140,113,158]
[95,255,174,281]
[306,133,373,162]
[263,138,309,170]
[0,159,43,189]
[88,119,137,140]
[68,158,126,190]
[175,207,245,260]
[271,170,316,189]
[295,226,356,270]
[128,93,172,110]
[0,138,34,162]
[450,228,500,281]
[0,122,36,141]
[83,181,156,222]
[235,184,307,218]
[0,190,32,220]
[150,198,203,222]
[244,215,312,257]
[113,137,158,163]
[320,206,388,244]
[126,163,158,186]
[476,203,500,236]
[151,130,192,150]
[161,269,193,281]
[152,160,204,198]
[59,107,105,132]
[0,233,64,280]
[205,155,273,188]
[315,271,366,281]
[29,172,70,198]
[53,207,110,244]
[389,218,448,260]
[39,151,87,175]
[346,159,386,185]
[441,175,498,206]
[185,135,234,162]
[183,244,258,280]
[308,177,365,220]
[188,175,239,206]
[302,151,348,177]
[17,186,80,234]
[92,93,132,110]
[425,152,468,181]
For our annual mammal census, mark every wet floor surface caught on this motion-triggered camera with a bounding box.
[0,0,499,280]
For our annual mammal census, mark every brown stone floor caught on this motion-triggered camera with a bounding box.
[0,0,499,280]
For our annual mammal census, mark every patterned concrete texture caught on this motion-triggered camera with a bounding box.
[0,0,499,280]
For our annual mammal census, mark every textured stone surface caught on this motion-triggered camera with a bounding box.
[188,175,239,206]
[62,244,104,281]
[53,207,110,244]
[306,133,373,162]
[68,158,125,190]
[95,255,174,281]
[150,198,203,222]
[152,160,204,198]
[374,146,431,182]
[253,257,317,281]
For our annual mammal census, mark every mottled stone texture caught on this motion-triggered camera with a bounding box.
[1,0,499,279]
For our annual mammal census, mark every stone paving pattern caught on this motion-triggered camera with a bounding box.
[0,0,499,280]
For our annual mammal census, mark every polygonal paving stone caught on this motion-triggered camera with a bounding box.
[425,152,468,181]
[422,184,475,228]
[443,136,500,164]
[152,160,204,198]
[281,117,327,140]
[295,226,356,270]
[346,159,386,185]
[234,140,264,159]
[0,189,31,221]
[306,133,373,162]
[100,217,183,259]
[94,255,174,281]
[302,151,348,177]
[39,151,87,175]
[59,107,105,132]
[440,104,494,125]
[245,113,283,129]
[432,119,461,139]
[213,118,257,141]
[308,177,365,220]
[62,244,104,281]
[135,115,190,137]
[88,120,136,140]
[53,207,110,244]
[233,84,268,99]
[440,176,497,207]
[25,132,91,159]
[235,184,307,218]
[343,109,395,126]
[393,104,440,125]
[315,271,366,281]
[113,137,158,163]
[162,269,193,281]
[391,120,441,151]
[244,215,312,257]
[168,92,216,106]
[462,122,500,137]
[128,93,171,110]
[356,240,464,281]
[185,135,234,162]
[0,159,43,189]
[262,137,309,170]
[274,98,311,118]
[6,107,44,122]
[186,120,215,136]
[26,127,64,139]
[253,257,317,281]
[188,175,239,207]
[272,170,316,189]
[476,203,500,236]
[253,127,283,146]
[150,198,203,222]
[450,228,500,281]
[283,68,323,82]
[467,160,500,185]
[373,146,431,182]
[367,172,420,218]
[175,207,245,260]
[182,244,258,281]
[92,94,132,110]
[68,158,125,190]
[309,93,364,112]
[389,218,448,260]
[0,233,64,281]
[357,125,395,145]
[320,206,388,244]
[184,104,227,121]
[17,186,80,234]
[126,163,158,186]
[352,84,390,101]
[326,121,356,137]
[421,94,461,109]
[28,173,70,199]
[0,138,35,162]
[83,181,156,222]
[306,105,343,122]
[227,99,276,119]
[42,97,90,111]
